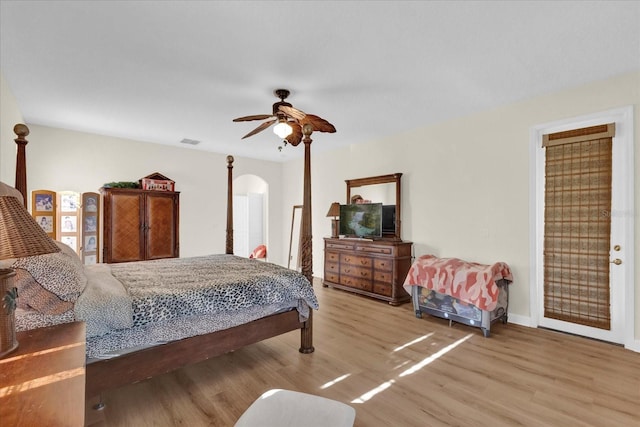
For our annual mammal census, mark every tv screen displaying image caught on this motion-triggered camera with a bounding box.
[339,203,383,238]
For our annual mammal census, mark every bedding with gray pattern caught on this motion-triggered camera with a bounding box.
[17,254,318,360]
[111,254,318,327]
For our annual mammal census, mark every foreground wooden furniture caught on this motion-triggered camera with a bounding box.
[0,322,86,426]
[11,124,316,400]
[101,187,180,263]
[324,237,413,305]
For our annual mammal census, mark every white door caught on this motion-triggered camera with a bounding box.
[531,107,634,345]
[233,195,249,257]
[233,193,265,258]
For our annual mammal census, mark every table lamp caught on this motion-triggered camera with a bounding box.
[326,202,341,238]
[0,183,60,357]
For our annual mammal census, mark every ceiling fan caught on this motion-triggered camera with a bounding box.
[233,89,336,147]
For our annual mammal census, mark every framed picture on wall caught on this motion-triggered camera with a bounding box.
[85,196,98,212]
[84,235,97,252]
[84,216,97,232]
[34,194,53,212]
[35,215,53,233]
[61,215,77,232]
[60,193,79,212]
[61,236,77,249]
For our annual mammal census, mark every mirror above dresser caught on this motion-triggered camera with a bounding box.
[345,173,403,241]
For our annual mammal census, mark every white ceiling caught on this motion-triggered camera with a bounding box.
[1,1,639,162]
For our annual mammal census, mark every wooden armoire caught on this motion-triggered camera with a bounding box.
[101,187,179,263]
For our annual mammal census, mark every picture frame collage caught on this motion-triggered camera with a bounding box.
[31,189,100,265]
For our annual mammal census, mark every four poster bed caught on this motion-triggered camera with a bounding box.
[9,124,319,399]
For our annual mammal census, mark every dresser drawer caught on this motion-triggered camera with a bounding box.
[374,258,393,271]
[325,271,340,283]
[373,270,392,283]
[340,265,372,279]
[325,251,340,263]
[374,282,392,296]
[340,254,372,267]
[356,244,393,255]
[340,275,373,292]
[326,242,355,250]
[325,261,340,275]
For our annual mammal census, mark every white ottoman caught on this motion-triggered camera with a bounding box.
[235,389,356,427]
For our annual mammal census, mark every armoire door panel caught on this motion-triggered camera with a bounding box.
[108,193,144,262]
[146,194,178,260]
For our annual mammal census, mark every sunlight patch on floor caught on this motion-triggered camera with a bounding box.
[350,333,474,404]
[399,334,473,377]
[393,333,434,352]
[320,374,351,390]
[351,380,395,404]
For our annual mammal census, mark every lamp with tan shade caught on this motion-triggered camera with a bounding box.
[326,202,341,239]
[0,182,60,357]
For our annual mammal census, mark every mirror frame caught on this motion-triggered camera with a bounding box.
[345,173,402,241]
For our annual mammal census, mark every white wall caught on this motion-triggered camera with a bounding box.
[0,95,286,263]
[1,73,24,180]
[281,71,639,344]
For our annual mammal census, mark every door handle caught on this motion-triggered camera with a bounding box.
[610,259,622,265]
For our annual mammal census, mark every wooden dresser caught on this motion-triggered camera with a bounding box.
[101,187,179,263]
[323,237,413,305]
[0,322,86,426]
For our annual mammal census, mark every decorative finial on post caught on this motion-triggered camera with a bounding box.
[13,124,30,208]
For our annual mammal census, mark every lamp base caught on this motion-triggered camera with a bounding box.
[331,219,340,239]
[0,268,18,358]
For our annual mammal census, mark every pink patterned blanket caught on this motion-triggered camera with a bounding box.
[403,255,513,311]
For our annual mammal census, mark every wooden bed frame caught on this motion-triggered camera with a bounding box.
[11,123,316,399]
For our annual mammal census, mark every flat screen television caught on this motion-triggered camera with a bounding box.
[339,203,383,238]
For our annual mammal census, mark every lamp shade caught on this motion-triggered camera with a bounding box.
[0,195,60,260]
[1,193,60,358]
[326,202,340,218]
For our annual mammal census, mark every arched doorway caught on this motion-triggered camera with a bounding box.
[233,174,268,258]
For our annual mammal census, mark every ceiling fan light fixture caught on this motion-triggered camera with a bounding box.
[273,121,293,138]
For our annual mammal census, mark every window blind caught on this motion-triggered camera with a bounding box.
[542,123,614,329]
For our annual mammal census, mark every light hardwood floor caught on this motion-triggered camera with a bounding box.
[87,279,640,426]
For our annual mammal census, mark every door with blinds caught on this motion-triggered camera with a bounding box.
[534,108,633,345]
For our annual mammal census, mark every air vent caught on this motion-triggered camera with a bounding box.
[180,138,200,145]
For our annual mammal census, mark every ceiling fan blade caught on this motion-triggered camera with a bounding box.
[233,114,274,122]
[278,105,306,121]
[300,114,336,133]
[285,123,303,146]
[241,119,277,139]
[279,105,335,133]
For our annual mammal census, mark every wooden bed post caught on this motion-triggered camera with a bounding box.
[13,124,30,208]
[226,155,234,254]
[299,123,314,354]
